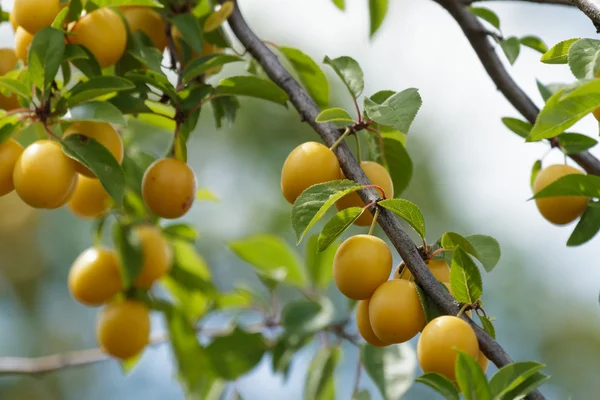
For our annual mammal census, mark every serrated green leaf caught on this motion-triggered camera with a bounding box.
[378,198,426,239]
[363,344,416,400]
[182,54,243,82]
[541,38,579,64]
[163,223,198,243]
[281,297,334,335]
[306,234,338,289]
[64,101,126,125]
[468,7,500,29]
[61,135,125,206]
[211,96,239,128]
[229,234,306,286]
[415,373,460,400]
[369,0,389,37]
[568,38,600,79]
[463,234,501,273]
[455,351,492,400]
[567,202,600,246]
[317,207,363,252]
[171,13,204,54]
[519,36,547,54]
[215,76,289,105]
[371,131,413,196]
[280,46,329,109]
[531,174,600,198]
[112,223,143,287]
[28,27,65,90]
[51,7,69,29]
[478,314,496,339]
[450,247,483,304]
[530,160,542,190]
[489,361,546,399]
[291,180,362,244]
[499,372,549,400]
[0,78,31,100]
[501,117,532,138]
[205,327,266,380]
[500,37,520,65]
[315,107,354,124]
[271,334,312,379]
[66,76,135,106]
[558,132,598,154]
[323,55,364,99]
[63,44,91,62]
[126,69,178,101]
[305,347,340,400]
[364,88,422,134]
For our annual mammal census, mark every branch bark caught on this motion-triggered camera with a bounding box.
[220,2,544,399]
[568,0,600,29]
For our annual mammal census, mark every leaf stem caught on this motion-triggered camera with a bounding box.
[362,184,387,199]
[429,248,446,259]
[351,354,362,398]
[352,96,362,123]
[3,107,31,116]
[457,303,470,318]
[354,133,362,163]
[43,123,62,141]
[368,208,380,235]
[329,127,352,151]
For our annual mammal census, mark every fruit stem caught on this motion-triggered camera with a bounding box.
[429,247,446,259]
[329,127,352,151]
[352,96,362,123]
[457,303,470,318]
[43,123,62,141]
[362,184,387,199]
[368,208,380,235]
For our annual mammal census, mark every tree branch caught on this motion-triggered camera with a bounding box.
[436,0,600,177]
[567,0,600,29]
[220,2,541,397]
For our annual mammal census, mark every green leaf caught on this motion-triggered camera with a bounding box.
[306,234,338,289]
[0,123,17,144]
[215,289,253,309]
[280,46,329,109]
[415,373,460,400]
[536,80,558,103]
[541,38,579,64]
[499,372,550,400]
[271,334,312,378]
[315,107,354,124]
[51,6,69,28]
[28,27,65,90]
[478,314,496,339]
[291,180,362,244]
[66,0,83,24]
[66,76,135,106]
[501,117,532,138]
[203,1,234,32]
[182,54,243,82]
[196,188,219,202]
[229,234,306,286]
[362,344,416,400]
[128,46,164,75]
[317,207,364,252]
[567,202,600,246]
[171,13,204,53]
[455,351,492,400]
[450,247,483,304]
[352,390,371,400]
[211,96,240,128]
[378,198,426,239]
[531,174,600,198]
[112,223,143,287]
[70,46,103,78]
[323,55,364,99]
[530,160,542,190]
[64,101,126,125]
[281,297,334,335]
[61,135,126,206]
[126,69,178,101]
[364,88,422,134]
[163,223,198,243]
[519,36,548,54]
[463,234,501,273]
[215,76,289,105]
[0,78,30,100]
[372,131,413,196]
[120,353,142,375]
[557,132,598,154]
[369,0,389,37]
[109,93,152,115]
[331,0,345,10]
[91,0,162,6]
[568,38,600,79]
[468,7,500,29]
[500,37,520,65]
[305,347,340,400]
[415,284,443,323]
[205,327,266,380]
[63,44,92,62]
[489,361,545,399]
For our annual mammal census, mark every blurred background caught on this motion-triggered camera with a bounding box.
[1,0,599,399]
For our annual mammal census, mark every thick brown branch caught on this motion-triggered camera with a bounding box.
[568,0,600,29]
[220,0,527,387]
[436,0,600,177]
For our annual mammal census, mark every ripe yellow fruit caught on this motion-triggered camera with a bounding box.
[395,259,450,282]
[121,7,167,51]
[533,164,588,225]
[477,350,489,373]
[336,161,394,226]
[68,8,127,68]
[68,247,123,306]
[68,175,111,218]
[0,49,20,111]
[356,299,388,347]
[417,315,479,382]
[63,122,124,177]
[281,142,341,204]
[96,300,150,360]
[369,279,426,343]
[0,139,24,196]
[142,158,197,219]
[9,11,17,32]
[133,225,173,288]
[333,234,392,300]
[13,0,61,34]
[13,140,78,209]
[15,27,33,65]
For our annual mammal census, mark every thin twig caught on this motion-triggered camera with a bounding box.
[165,23,184,90]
